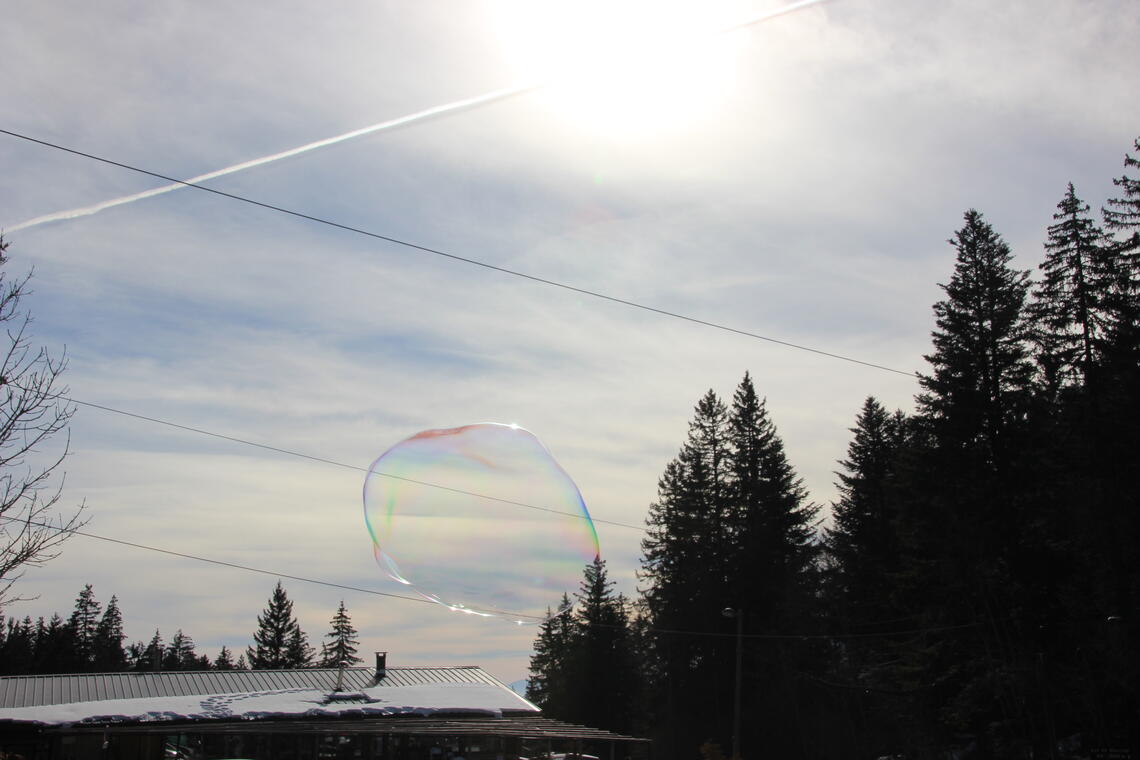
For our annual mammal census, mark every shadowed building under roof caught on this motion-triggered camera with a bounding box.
[0,654,649,760]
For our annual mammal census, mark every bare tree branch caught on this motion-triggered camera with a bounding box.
[0,235,86,607]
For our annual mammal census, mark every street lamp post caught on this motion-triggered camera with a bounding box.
[722,607,743,760]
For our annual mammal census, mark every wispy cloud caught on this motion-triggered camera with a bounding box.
[1,0,1135,684]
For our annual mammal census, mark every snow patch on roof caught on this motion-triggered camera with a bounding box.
[0,683,538,727]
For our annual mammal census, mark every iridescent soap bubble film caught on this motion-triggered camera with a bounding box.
[363,423,600,622]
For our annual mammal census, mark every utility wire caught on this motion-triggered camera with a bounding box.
[0,516,435,609]
[16,400,982,639]
[65,395,646,532]
[5,0,832,235]
[650,621,980,641]
[3,515,977,641]
[0,128,916,378]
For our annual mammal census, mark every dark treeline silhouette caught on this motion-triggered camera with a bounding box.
[0,582,362,674]
[530,136,1140,759]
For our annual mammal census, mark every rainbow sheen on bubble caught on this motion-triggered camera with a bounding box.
[363,423,600,621]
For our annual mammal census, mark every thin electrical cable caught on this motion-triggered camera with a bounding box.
[2,515,976,641]
[4,0,833,235]
[63,395,647,532]
[0,515,431,608]
[3,86,540,234]
[0,128,916,378]
[649,620,980,641]
[20,404,981,638]
[797,670,932,696]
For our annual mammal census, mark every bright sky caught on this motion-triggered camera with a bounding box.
[1,0,1137,684]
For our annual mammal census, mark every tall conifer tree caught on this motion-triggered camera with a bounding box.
[525,594,574,715]
[214,646,237,671]
[570,557,637,734]
[917,209,1033,463]
[1031,184,1112,389]
[1096,137,1140,373]
[637,377,820,758]
[163,630,199,671]
[0,617,34,674]
[902,210,1036,755]
[826,397,906,619]
[1102,136,1140,245]
[727,373,818,620]
[93,595,127,671]
[286,624,314,668]
[318,601,361,668]
[34,615,70,674]
[639,390,732,757]
[724,373,820,760]
[248,582,311,669]
[66,584,101,671]
[135,630,163,672]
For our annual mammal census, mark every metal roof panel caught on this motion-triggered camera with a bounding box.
[0,666,510,709]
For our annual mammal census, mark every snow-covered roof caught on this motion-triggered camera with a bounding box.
[0,667,538,727]
[0,665,506,708]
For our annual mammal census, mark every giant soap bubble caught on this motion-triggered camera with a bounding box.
[363,423,599,622]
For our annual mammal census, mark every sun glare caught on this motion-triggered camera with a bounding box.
[487,1,751,140]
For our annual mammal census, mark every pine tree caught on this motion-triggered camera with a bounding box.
[248,581,312,669]
[899,210,1037,754]
[820,399,914,756]
[1102,136,1140,243]
[214,646,237,671]
[569,557,637,734]
[66,584,101,671]
[93,595,127,671]
[917,209,1033,464]
[826,397,906,616]
[525,594,574,715]
[1099,136,1140,368]
[723,373,820,760]
[640,390,731,629]
[34,614,72,673]
[161,634,180,671]
[286,625,314,668]
[163,630,198,671]
[638,390,733,757]
[0,617,34,674]
[125,641,145,670]
[727,373,819,619]
[318,601,361,668]
[1064,136,1140,750]
[135,630,163,672]
[1024,177,1139,749]
[637,378,821,758]
[1031,183,1113,389]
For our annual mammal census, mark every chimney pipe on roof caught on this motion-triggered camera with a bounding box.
[375,651,388,682]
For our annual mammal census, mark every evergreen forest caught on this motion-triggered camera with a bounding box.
[0,582,361,674]
[527,137,1140,759]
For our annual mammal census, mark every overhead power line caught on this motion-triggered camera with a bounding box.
[65,395,647,532]
[0,516,436,609]
[5,0,832,235]
[1,128,916,378]
[3,515,977,642]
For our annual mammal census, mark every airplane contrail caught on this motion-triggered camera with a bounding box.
[5,0,830,234]
[5,84,540,233]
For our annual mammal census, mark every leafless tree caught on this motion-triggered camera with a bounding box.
[0,235,85,607]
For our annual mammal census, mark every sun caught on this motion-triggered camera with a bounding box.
[485,0,752,140]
